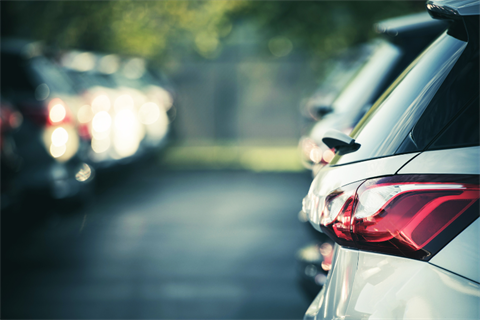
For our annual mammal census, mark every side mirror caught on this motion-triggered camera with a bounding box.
[322,129,361,156]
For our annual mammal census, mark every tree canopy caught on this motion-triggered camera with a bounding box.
[2,1,426,73]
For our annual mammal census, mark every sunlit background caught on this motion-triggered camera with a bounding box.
[1,1,425,319]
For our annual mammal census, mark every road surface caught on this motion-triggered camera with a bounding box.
[2,164,317,319]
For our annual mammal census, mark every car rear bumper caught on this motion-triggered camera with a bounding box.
[305,246,480,320]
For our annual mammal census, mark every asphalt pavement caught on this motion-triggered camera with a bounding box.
[2,164,316,319]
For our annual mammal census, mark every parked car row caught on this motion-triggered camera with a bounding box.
[299,0,479,319]
[296,10,449,297]
[1,39,175,210]
[299,11,448,176]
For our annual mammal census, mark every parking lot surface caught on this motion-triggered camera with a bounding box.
[2,165,313,319]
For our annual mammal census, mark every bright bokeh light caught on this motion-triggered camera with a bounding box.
[323,149,335,163]
[145,108,169,142]
[92,111,112,133]
[75,163,92,182]
[44,125,79,162]
[49,104,66,123]
[151,86,173,110]
[114,94,135,112]
[99,54,120,74]
[114,109,136,131]
[113,109,141,157]
[77,105,93,123]
[301,137,316,158]
[50,143,66,158]
[91,95,111,113]
[321,261,332,271]
[122,58,145,79]
[71,52,96,72]
[92,136,111,153]
[139,102,160,125]
[319,243,333,256]
[310,148,322,164]
[51,127,69,147]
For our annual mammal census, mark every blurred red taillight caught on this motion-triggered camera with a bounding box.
[319,175,480,261]
[21,98,73,127]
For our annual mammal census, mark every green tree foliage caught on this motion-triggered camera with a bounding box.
[234,1,425,59]
[2,1,244,60]
[2,1,425,73]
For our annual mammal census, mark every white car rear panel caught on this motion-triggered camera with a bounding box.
[305,246,480,320]
[430,218,480,283]
[397,146,480,175]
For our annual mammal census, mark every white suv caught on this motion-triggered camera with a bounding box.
[302,1,480,319]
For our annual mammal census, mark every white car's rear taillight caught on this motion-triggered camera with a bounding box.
[307,175,479,260]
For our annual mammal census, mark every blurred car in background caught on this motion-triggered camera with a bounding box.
[59,50,140,167]
[302,1,479,318]
[1,39,94,206]
[300,43,374,124]
[1,97,24,209]
[299,11,448,175]
[58,51,173,169]
[296,238,335,299]
[110,57,172,150]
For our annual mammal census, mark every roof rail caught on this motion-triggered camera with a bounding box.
[426,0,479,18]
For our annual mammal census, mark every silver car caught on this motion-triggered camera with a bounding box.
[302,1,480,319]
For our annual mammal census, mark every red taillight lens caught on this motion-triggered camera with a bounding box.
[319,175,480,261]
[21,98,73,127]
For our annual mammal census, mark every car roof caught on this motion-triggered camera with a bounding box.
[1,38,43,57]
[426,0,480,16]
[375,12,447,37]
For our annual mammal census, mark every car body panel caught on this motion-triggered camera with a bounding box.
[304,246,359,320]
[430,218,480,283]
[397,146,480,175]
[311,153,419,196]
[305,246,480,320]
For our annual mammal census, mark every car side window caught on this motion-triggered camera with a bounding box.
[428,96,480,150]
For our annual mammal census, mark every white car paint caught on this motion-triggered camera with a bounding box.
[305,245,480,320]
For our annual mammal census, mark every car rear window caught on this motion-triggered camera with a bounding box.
[396,41,479,153]
[331,23,477,166]
[429,96,479,150]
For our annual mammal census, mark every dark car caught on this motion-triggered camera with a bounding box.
[1,39,94,205]
[1,97,24,209]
